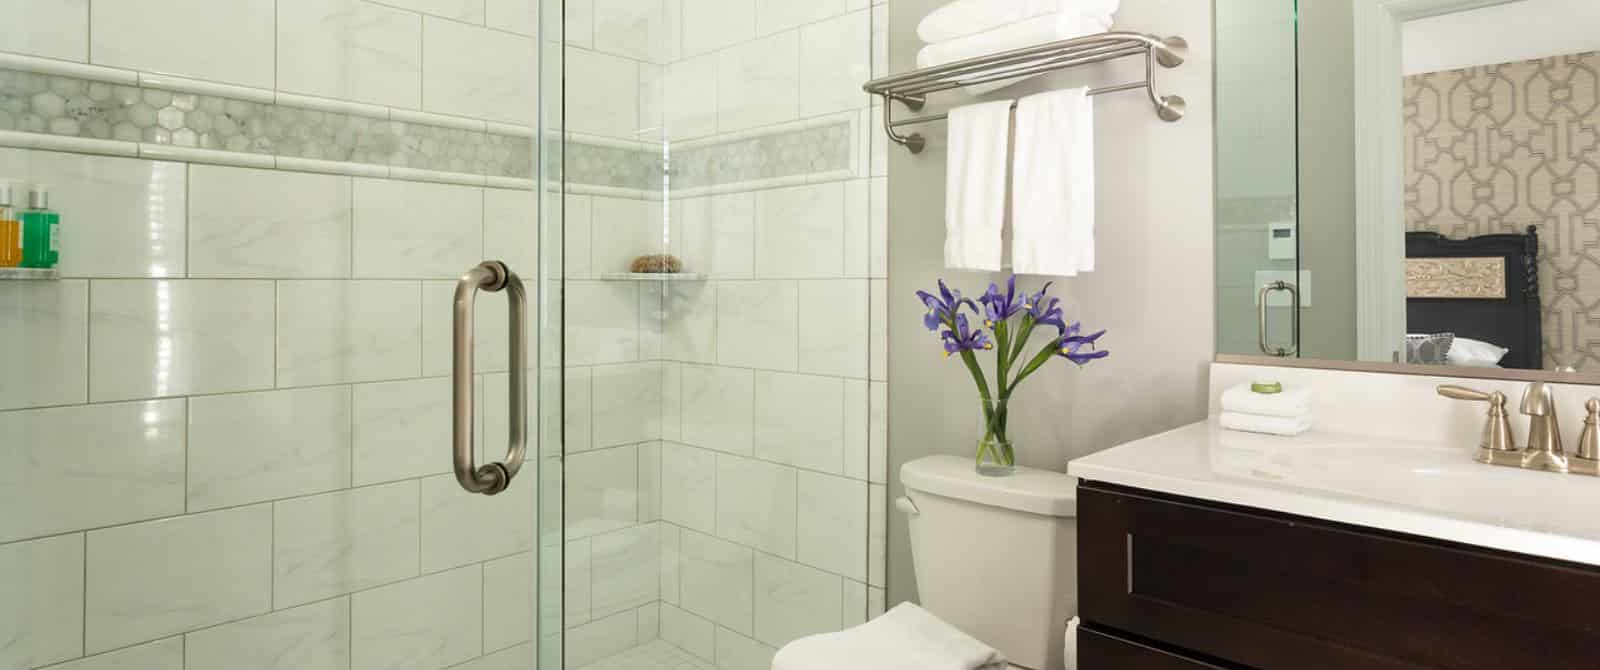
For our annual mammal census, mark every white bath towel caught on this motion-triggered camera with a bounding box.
[1219,411,1313,437]
[1220,383,1314,418]
[918,0,1121,44]
[1011,87,1095,276]
[772,602,1008,670]
[945,100,1015,272]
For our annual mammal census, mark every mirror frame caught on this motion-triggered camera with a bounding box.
[1212,0,1594,384]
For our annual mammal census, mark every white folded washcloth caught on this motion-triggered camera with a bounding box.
[1011,87,1094,276]
[1219,383,1313,418]
[772,602,1008,670]
[918,0,1121,44]
[945,100,1014,272]
[1219,411,1313,437]
[917,13,1114,96]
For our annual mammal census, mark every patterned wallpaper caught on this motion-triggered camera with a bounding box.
[1404,51,1600,370]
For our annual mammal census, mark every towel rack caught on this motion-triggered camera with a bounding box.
[862,31,1188,154]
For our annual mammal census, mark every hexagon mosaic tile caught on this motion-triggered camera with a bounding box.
[0,68,534,179]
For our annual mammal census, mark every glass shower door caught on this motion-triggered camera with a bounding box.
[0,1,558,669]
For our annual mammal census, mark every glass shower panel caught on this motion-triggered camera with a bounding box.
[555,0,887,667]
[0,2,551,669]
[1214,0,1300,357]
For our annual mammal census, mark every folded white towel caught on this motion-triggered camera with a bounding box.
[918,13,1113,96]
[1219,411,1313,437]
[1220,383,1313,418]
[918,0,1121,44]
[945,100,1014,272]
[773,603,1007,670]
[1011,87,1094,276]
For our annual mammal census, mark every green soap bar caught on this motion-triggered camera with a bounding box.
[1250,382,1283,394]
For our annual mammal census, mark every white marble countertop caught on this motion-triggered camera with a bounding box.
[1067,419,1600,567]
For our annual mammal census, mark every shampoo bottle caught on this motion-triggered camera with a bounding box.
[0,183,17,267]
[19,185,59,269]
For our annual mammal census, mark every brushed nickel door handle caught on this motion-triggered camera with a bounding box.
[1257,280,1300,357]
[453,260,527,495]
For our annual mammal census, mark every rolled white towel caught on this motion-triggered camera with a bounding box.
[1219,411,1313,437]
[1220,383,1312,418]
[918,0,1121,44]
[773,603,1007,670]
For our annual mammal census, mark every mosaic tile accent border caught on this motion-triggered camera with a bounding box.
[670,120,853,189]
[0,58,851,192]
[0,67,534,179]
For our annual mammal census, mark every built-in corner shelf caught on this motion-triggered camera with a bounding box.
[0,268,58,280]
[600,272,708,282]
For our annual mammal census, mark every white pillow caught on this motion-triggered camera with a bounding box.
[1447,337,1509,367]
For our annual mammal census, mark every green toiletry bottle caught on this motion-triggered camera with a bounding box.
[20,185,59,269]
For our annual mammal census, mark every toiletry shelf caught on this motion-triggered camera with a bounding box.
[599,272,708,282]
[0,267,58,280]
[862,31,1188,154]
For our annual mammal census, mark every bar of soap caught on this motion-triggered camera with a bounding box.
[629,254,683,274]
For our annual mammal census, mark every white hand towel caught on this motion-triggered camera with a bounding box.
[1220,383,1313,418]
[1064,616,1081,670]
[772,602,1008,670]
[1011,87,1095,276]
[945,100,1014,272]
[1219,411,1313,437]
[918,0,1121,44]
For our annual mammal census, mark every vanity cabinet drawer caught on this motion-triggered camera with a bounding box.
[1078,481,1600,670]
[1078,626,1230,669]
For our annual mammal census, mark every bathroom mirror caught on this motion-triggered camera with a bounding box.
[1215,0,1600,380]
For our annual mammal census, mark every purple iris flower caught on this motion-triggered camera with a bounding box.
[978,276,1026,327]
[1056,323,1109,365]
[1024,283,1067,333]
[941,313,994,355]
[916,279,974,332]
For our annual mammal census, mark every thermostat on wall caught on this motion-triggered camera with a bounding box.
[1267,221,1296,260]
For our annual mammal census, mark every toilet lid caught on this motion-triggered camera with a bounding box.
[901,455,1077,516]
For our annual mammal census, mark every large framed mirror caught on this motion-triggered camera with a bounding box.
[1216,0,1600,381]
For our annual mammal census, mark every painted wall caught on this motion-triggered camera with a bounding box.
[1295,0,1360,361]
[884,0,1214,606]
[1403,0,1600,75]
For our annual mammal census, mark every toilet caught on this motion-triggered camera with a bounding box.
[776,454,1080,670]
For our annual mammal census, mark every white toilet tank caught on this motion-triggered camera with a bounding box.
[900,455,1078,670]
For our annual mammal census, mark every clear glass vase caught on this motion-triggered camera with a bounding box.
[975,398,1015,476]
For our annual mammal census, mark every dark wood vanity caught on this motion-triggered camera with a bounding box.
[1076,481,1600,669]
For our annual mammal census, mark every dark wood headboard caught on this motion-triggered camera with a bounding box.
[1405,226,1541,370]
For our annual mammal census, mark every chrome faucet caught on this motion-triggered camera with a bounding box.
[1519,382,1568,473]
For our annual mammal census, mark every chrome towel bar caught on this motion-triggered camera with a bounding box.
[863,31,1188,153]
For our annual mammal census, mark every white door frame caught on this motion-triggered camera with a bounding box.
[1350,0,1523,362]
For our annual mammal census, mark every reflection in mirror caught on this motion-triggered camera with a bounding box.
[1215,0,1600,373]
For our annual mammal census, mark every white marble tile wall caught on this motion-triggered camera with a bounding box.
[552,0,887,666]
[0,0,543,656]
[2,0,539,131]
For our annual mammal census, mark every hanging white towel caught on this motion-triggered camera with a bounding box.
[918,0,1121,44]
[1011,87,1095,276]
[945,100,1015,272]
[772,603,1008,670]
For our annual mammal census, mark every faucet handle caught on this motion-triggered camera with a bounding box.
[1437,385,1518,459]
[1574,399,1600,476]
